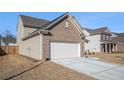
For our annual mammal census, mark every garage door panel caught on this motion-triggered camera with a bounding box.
[50,42,80,59]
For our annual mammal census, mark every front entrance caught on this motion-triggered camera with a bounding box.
[101,43,117,53]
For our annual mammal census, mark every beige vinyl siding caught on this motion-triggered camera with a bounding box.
[16,16,24,54]
[21,35,42,60]
[17,16,42,60]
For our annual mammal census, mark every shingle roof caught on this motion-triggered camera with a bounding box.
[20,12,84,40]
[114,32,124,37]
[112,36,124,43]
[24,12,68,33]
[20,13,69,30]
[83,27,110,35]
[112,33,124,43]
[20,15,50,28]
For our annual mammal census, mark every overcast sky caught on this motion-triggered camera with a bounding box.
[0,12,124,36]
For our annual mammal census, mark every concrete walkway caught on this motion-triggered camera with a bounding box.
[52,57,124,80]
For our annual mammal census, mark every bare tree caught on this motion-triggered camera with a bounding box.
[0,34,2,38]
[3,30,15,38]
[0,32,2,38]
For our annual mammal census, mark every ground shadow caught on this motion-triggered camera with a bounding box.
[0,48,7,56]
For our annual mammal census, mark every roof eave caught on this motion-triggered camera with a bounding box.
[22,29,50,41]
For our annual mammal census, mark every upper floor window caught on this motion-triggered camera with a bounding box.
[101,34,111,41]
[109,36,111,40]
[105,35,108,40]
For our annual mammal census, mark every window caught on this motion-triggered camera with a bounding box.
[102,34,105,40]
[105,35,108,40]
[109,36,111,40]
[105,35,110,40]
[101,34,111,41]
[65,21,68,28]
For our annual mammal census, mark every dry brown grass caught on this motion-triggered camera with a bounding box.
[11,61,95,80]
[0,55,41,79]
[0,55,95,80]
[88,53,124,65]
[0,55,32,72]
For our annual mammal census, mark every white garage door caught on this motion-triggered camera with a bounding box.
[50,42,80,59]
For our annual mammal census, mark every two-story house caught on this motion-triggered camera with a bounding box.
[111,33,124,52]
[17,13,85,60]
[83,27,118,53]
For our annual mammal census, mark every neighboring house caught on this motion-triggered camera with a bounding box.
[83,27,118,53]
[0,37,16,46]
[17,13,85,60]
[111,33,124,52]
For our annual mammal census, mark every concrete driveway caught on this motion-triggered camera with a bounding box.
[52,57,124,80]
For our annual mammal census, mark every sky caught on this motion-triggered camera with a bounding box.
[0,12,124,36]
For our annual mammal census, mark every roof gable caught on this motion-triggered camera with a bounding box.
[19,13,83,34]
[42,13,69,30]
[42,12,83,34]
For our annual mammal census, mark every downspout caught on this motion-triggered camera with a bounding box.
[39,32,42,60]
